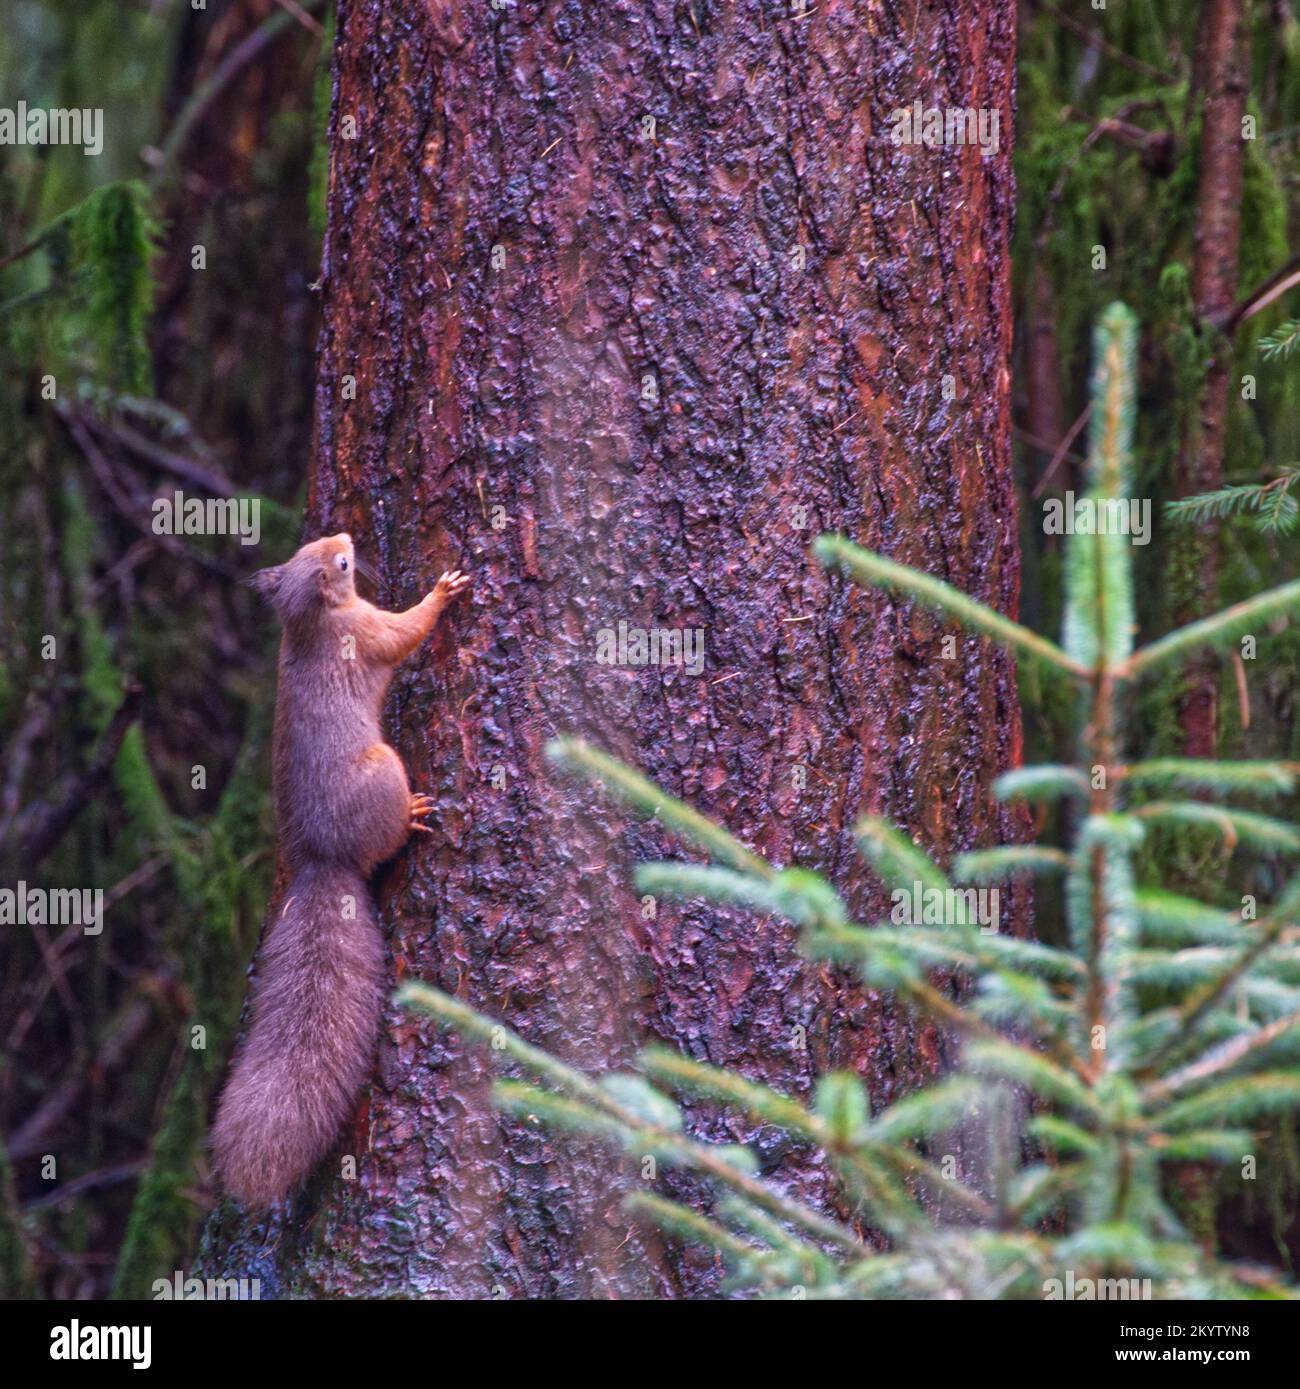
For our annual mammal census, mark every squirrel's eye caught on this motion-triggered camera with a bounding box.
[337,555,349,572]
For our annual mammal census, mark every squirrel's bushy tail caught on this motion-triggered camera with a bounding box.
[211,863,384,1207]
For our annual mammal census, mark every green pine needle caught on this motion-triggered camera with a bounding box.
[855,815,950,894]
[814,535,1087,678]
[1259,319,1300,360]
[1122,759,1296,798]
[547,738,771,876]
[1125,579,1300,679]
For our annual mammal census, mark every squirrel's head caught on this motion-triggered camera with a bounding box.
[250,533,357,623]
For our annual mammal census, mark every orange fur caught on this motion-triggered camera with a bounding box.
[210,535,468,1206]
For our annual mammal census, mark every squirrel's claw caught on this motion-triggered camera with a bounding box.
[433,569,471,602]
[409,792,436,833]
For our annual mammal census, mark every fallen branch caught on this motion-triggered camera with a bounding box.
[1220,251,1300,334]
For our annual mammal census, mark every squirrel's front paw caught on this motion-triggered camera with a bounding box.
[409,792,435,834]
[430,569,471,606]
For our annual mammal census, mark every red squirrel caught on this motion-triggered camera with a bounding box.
[211,533,469,1206]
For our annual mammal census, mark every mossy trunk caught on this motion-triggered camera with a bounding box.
[1177,0,1247,756]
[201,0,1023,1297]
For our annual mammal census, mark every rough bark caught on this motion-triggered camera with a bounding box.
[1177,0,1246,756]
[202,0,1022,1297]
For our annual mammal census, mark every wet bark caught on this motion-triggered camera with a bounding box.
[202,0,1022,1297]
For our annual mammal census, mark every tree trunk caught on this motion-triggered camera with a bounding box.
[1177,0,1246,756]
[202,0,1021,1298]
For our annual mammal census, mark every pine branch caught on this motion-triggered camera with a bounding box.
[1135,889,1247,946]
[633,863,805,921]
[1005,1163,1082,1226]
[1139,915,1293,1075]
[1027,1116,1099,1156]
[855,816,950,894]
[1131,802,1300,854]
[1120,759,1296,798]
[715,1195,844,1286]
[1258,482,1299,535]
[972,971,1079,1036]
[547,738,771,876]
[625,1191,783,1278]
[865,924,1083,983]
[1152,1074,1300,1131]
[1259,318,1300,359]
[405,984,871,1258]
[890,1152,996,1220]
[1122,579,1300,679]
[1146,1009,1300,1101]
[399,982,618,1113]
[1165,473,1300,536]
[400,307,1300,1294]
[805,922,1095,1083]
[491,1079,868,1257]
[1147,1130,1257,1162]
[639,1047,824,1139]
[863,1076,987,1143]
[1166,482,1278,526]
[992,765,1091,803]
[1062,303,1138,672]
[952,846,1071,880]
[814,536,1088,678]
[965,1040,1103,1118]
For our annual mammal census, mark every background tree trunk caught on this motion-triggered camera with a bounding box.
[153,0,322,497]
[1177,0,1246,756]
[202,0,1021,1297]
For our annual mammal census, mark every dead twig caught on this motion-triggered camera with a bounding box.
[1035,0,1178,85]
[61,409,238,578]
[1033,404,1092,498]
[4,856,165,1057]
[15,682,143,867]
[23,1162,144,1213]
[0,686,62,847]
[81,413,236,499]
[7,998,155,1160]
[1220,251,1300,334]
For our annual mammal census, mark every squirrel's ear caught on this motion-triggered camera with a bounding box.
[248,565,284,601]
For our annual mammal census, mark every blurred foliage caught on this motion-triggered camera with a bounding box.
[405,306,1300,1298]
[0,0,325,1298]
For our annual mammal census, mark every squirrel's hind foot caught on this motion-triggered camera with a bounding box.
[409,792,435,833]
